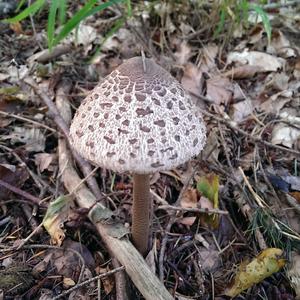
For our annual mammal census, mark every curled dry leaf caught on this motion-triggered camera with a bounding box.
[227,50,285,72]
[224,248,286,298]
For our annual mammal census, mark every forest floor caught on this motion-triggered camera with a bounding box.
[0,1,300,300]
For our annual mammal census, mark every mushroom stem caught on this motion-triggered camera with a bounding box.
[132,173,151,256]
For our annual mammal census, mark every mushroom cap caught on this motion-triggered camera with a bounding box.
[70,57,206,174]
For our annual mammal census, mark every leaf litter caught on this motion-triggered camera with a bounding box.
[0,2,300,299]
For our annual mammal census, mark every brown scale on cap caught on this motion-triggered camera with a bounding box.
[70,56,206,174]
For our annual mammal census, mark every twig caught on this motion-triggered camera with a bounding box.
[52,266,125,300]
[24,78,102,200]
[239,167,268,208]
[0,179,45,207]
[157,205,228,215]
[0,111,57,133]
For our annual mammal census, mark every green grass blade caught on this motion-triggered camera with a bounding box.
[250,4,272,43]
[47,0,60,49]
[52,0,124,47]
[52,0,98,46]
[213,6,226,38]
[5,0,45,23]
[15,0,27,13]
[58,0,67,25]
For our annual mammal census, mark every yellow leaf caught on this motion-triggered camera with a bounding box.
[224,248,286,297]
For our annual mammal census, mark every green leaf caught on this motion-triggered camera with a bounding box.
[5,0,45,23]
[250,4,272,43]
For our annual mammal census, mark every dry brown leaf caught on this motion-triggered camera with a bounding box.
[231,99,254,123]
[180,188,199,208]
[34,153,56,172]
[222,65,263,79]
[206,77,233,106]
[174,41,192,65]
[181,63,204,98]
[227,50,285,72]
[269,29,296,58]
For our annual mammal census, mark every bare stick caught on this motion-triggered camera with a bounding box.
[0,179,44,207]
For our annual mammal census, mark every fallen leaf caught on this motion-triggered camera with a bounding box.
[43,195,73,246]
[63,277,75,288]
[34,153,55,172]
[206,77,233,106]
[174,41,192,65]
[227,50,285,72]
[222,65,263,79]
[231,99,254,123]
[197,248,220,272]
[180,188,199,209]
[271,124,300,148]
[181,63,204,98]
[5,127,46,152]
[224,248,285,298]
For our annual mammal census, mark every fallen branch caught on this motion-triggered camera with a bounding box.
[55,84,173,300]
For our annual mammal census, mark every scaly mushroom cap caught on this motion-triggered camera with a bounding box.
[70,57,206,174]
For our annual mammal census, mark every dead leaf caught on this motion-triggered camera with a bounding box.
[181,63,204,98]
[63,277,75,288]
[231,99,254,123]
[180,188,199,208]
[222,65,263,79]
[197,248,220,272]
[5,127,46,152]
[174,41,192,65]
[271,124,300,148]
[206,77,233,106]
[268,29,296,58]
[43,195,73,246]
[34,153,55,172]
[224,248,285,298]
[227,50,285,72]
